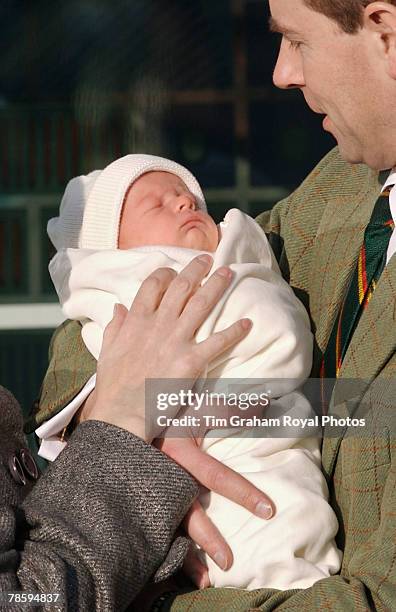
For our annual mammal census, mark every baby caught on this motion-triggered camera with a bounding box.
[47,154,341,590]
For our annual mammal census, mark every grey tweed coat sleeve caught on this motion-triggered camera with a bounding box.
[0,386,198,611]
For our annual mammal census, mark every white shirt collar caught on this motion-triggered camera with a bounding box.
[381,169,396,192]
[381,169,396,265]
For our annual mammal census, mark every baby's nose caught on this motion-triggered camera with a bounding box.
[176,194,196,211]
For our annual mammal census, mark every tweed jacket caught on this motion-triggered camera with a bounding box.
[0,386,198,611]
[33,147,396,611]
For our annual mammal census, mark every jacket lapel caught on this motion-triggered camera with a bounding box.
[322,231,396,478]
[340,254,396,379]
[308,167,382,354]
[307,166,395,476]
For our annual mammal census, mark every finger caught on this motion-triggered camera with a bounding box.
[177,266,234,338]
[183,500,233,571]
[171,444,275,519]
[195,318,252,363]
[156,254,213,321]
[183,546,211,589]
[101,303,128,353]
[128,267,177,316]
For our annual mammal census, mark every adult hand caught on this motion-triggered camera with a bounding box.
[156,435,275,588]
[79,254,252,442]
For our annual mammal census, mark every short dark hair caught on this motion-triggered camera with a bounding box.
[304,0,396,34]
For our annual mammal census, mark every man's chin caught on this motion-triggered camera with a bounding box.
[336,142,392,170]
[333,139,366,166]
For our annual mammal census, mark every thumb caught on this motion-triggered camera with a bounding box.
[101,303,128,354]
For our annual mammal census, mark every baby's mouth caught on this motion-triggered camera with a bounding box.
[180,215,205,229]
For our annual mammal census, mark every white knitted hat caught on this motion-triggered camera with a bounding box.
[48,154,207,250]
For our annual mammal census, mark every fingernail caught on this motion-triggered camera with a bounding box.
[213,551,228,571]
[198,254,212,265]
[196,573,210,589]
[216,266,232,279]
[241,318,252,330]
[256,501,274,519]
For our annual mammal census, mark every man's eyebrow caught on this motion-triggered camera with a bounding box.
[268,16,300,37]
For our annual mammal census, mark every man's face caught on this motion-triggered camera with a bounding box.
[118,171,219,252]
[269,0,393,170]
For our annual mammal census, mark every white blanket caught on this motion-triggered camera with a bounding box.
[49,208,341,589]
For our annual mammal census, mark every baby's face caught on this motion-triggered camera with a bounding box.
[118,171,219,252]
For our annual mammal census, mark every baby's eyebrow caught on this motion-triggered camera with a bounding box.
[176,182,191,194]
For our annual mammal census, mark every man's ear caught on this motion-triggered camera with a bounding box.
[364,2,396,78]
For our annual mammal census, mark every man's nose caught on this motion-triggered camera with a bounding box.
[273,38,305,90]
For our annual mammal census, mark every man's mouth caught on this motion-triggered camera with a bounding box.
[322,115,331,130]
[303,95,323,115]
[303,96,333,132]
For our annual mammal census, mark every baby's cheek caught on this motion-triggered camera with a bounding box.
[207,222,220,252]
[215,225,221,248]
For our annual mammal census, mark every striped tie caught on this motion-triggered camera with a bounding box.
[321,188,394,380]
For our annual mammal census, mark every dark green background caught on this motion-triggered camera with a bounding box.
[0,0,334,418]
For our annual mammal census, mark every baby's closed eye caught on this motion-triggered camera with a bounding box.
[142,197,162,213]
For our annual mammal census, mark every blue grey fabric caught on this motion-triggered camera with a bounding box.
[0,386,198,610]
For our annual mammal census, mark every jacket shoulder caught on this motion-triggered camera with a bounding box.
[302,146,377,196]
[0,386,23,426]
[25,320,96,432]
[0,386,26,461]
[256,147,370,233]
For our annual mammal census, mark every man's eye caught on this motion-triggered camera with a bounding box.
[289,40,301,50]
